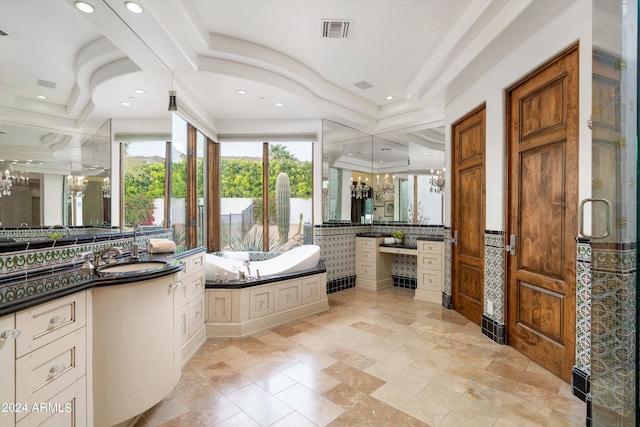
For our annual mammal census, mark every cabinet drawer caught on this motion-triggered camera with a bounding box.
[207,291,232,322]
[302,276,324,304]
[357,262,375,280]
[16,292,86,357]
[16,376,86,427]
[357,238,375,249]
[358,249,375,263]
[188,252,205,275]
[189,294,205,334]
[418,270,442,293]
[274,280,301,312]
[186,274,205,300]
[418,241,442,254]
[419,254,442,270]
[16,328,86,412]
[249,286,274,319]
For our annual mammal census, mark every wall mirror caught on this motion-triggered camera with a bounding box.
[0,119,112,229]
[322,119,445,225]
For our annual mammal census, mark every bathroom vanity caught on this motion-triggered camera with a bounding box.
[355,235,444,304]
[0,246,206,427]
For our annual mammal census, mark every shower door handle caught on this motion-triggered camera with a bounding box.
[579,198,611,239]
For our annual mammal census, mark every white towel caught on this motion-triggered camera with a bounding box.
[148,238,176,254]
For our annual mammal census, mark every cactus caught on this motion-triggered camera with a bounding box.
[276,172,291,243]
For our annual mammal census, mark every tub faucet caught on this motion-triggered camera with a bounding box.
[243,259,251,278]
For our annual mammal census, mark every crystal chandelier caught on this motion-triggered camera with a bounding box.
[350,176,370,199]
[102,177,111,198]
[0,169,12,197]
[429,168,445,193]
[374,174,395,198]
[13,174,29,191]
[66,175,86,199]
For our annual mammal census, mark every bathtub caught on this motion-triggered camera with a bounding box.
[205,244,321,281]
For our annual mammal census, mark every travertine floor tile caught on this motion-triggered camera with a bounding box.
[139,287,585,426]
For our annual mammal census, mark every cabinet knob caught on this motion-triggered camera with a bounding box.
[49,364,66,378]
[170,281,184,289]
[49,315,66,326]
[0,329,21,339]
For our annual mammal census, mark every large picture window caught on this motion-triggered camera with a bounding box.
[219,141,313,252]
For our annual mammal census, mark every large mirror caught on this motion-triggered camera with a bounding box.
[322,119,445,224]
[0,119,111,229]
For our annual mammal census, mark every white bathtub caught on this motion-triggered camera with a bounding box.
[205,244,321,281]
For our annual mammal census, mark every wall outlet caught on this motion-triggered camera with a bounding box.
[487,301,494,315]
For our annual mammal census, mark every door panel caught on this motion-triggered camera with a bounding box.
[452,106,485,325]
[507,45,578,383]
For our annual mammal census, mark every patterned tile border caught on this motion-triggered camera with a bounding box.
[576,239,592,375]
[0,229,172,276]
[481,314,506,344]
[484,231,505,323]
[572,366,590,403]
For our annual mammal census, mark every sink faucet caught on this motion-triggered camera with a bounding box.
[132,224,142,260]
[97,247,121,265]
[47,224,70,237]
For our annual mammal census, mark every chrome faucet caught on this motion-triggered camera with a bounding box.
[19,222,28,228]
[243,259,251,278]
[47,224,71,237]
[132,224,142,260]
[97,247,121,265]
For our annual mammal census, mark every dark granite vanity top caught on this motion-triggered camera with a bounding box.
[0,247,206,317]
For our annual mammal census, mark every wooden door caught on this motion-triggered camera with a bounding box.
[506,45,578,382]
[451,106,485,325]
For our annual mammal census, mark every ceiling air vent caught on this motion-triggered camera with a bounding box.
[322,20,351,38]
[37,79,56,89]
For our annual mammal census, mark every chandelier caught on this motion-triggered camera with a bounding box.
[374,174,395,198]
[102,177,111,199]
[0,169,12,197]
[66,175,86,199]
[429,168,445,193]
[13,174,29,191]
[351,176,370,199]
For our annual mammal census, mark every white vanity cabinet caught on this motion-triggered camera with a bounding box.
[0,291,90,427]
[174,250,207,365]
[93,274,178,427]
[415,239,444,304]
[355,236,392,290]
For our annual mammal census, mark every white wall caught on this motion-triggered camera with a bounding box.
[444,0,592,230]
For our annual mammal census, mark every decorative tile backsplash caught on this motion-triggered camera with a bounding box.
[0,229,173,276]
[484,231,505,324]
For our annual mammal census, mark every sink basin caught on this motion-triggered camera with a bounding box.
[97,261,168,276]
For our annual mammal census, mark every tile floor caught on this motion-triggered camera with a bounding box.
[135,287,586,426]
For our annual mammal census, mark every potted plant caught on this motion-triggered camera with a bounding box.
[392,230,404,244]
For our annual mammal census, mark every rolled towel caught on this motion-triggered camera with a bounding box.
[148,238,176,254]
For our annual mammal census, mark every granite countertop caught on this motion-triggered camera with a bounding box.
[416,236,445,242]
[379,243,418,250]
[205,263,327,289]
[0,246,206,317]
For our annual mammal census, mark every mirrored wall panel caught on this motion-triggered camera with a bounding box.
[322,119,445,225]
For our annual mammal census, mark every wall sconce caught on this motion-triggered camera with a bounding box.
[168,90,177,111]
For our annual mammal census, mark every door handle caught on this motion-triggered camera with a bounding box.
[506,234,516,256]
[579,198,611,239]
[451,230,458,246]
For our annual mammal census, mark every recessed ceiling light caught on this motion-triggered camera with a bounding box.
[347,153,352,156]
[74,1,94,13]
[236,89,247,95]
[134,89,145,94]
[385,95,394,100]
[275,102,284,107]
[379,160,384,163]
[120,101,131,106]
[125,1,143,14]
[37,95,47,100]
